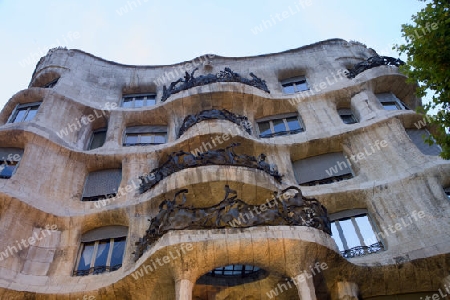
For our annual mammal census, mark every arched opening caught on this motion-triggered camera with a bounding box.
[192,264,299,300]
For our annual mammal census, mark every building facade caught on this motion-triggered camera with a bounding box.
[0,39,449,299]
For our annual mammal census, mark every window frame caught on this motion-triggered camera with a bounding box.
[330,209,384,258]
[123,126,167,147]
[337,108,358,124]
[7,102,42,123]
[375,93,405,111]
[0,160,19,179]
[87,127,107,150]
[280,76,309,94]
[121,93,156,108]
[256,113,305,138]
[73,236,127,276]
[43,78,59,88]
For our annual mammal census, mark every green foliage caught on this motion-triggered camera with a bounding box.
[394,0,450,158]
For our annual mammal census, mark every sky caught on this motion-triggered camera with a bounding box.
[0,0,426,111]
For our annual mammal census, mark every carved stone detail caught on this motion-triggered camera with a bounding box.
[139,143,282,193]
[178,109,252,137]
[161,67,270,102]
[135,186,331,260]
[346,55,404,78]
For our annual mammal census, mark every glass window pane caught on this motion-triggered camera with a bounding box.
[78,242,95,271]
[282,83,296,94]
[94,239,110,269]
[12,109,27,123]
[272,119,286,133]
[338,218,360,249]
[341,114,357,124]
[139,133,153,144]
[145,96,156,106]
[89,130,106,150]
[295,80,309,92]
[125,134,138,145]
[355,215,376,246]
[331,222,344,251]
[134,97,145,108]
[0,164,17,178]
[110,237,126,269]
[122,99,134,108]
[258,122,272,137]
[382,102,400,110]
[24,107,38,121]
[234,265,243,271]
[286,117,301,131]
[153,134,166,144]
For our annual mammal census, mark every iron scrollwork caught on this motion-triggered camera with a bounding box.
[135,185,331,260]
[161,67,270,102]
[341,242,385,258]
[178,109,252,138]
[346,55,405,79]
[139,143,282,193]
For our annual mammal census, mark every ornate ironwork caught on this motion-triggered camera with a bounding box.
[135,186,331,260]
[139,143,282,193]
[346,56,405,78]
[341,242,385,258]
[161,67,270,102]
[178,109,252,138]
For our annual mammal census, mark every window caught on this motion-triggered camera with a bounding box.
[123,126,167,146]
[292,152,354,186]
[405,129,441,156]
[0,148,23,179]
[444,187,450,199]
[8,102,41,123]
[82,169,122,201]
[257,114,304,138]
[375,93,405,110]
[43,78,59,88]
[208,265,261,278]
[88,128,107,150]
[338,108,357,124]
[121,94,156,108]
[330,210,384,258]
[281,76,309,94]
[74,226,127,276]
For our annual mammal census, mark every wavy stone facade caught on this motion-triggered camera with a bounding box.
[0,39,449,300]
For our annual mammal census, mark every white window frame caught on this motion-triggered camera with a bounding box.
[281,76,309,94]
[7,102,41,123]
[256,113,305,138]
[121,93,156,108]
[330,209,384,258]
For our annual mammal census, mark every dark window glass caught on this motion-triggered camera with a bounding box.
[286,117,301,131]
[89,130,107,150]
[381,101,400,110]
[282,83,296,94]
[153,134,166,144]
[340,114,357,124]
[258,122,272,137]
[110,237,126,268]
[122,99,133,108]
[272,119,286,133]
[0,163,17,179]
[93,240,110,274]
[12,110,27,123]
[139,133,153,144]
[134,97,145,108]
[146,97,156,106]
[125,134,139,145]
[77,242,95,272]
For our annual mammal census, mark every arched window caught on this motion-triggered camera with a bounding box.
[74,226,127,276]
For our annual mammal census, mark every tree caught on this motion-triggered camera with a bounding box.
[394,0,450,158]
